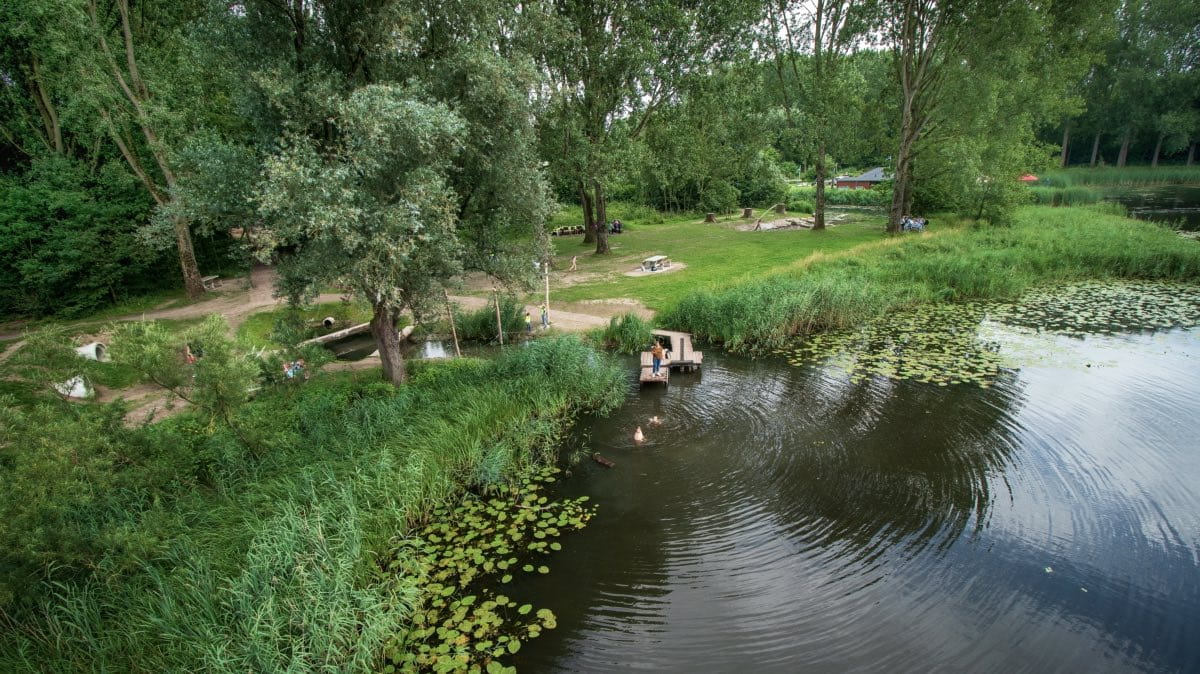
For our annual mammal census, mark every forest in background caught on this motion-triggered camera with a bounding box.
[2,0,1196,323]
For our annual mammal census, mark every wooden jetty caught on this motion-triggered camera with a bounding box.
[639,329,703,386]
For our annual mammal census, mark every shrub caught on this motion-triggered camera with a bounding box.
[599,314,654,354]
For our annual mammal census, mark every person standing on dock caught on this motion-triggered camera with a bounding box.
[651,341,665,377]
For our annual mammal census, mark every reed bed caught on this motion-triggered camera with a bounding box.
[1042,166,1200,188]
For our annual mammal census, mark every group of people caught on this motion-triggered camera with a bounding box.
[632,415,663,445]
[524,305,550,333]
[901,216,928,232]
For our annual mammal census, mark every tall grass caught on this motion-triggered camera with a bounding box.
[453,295,525,342]
[597,313,654,353]
[660,205,1200,351]
[1042,166,1200,187]
[789,184,891,207]
[0,336,627,671]
[1027,185,1103,206]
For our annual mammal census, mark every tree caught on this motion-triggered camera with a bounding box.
[539,0,757,254]
[257,87,465,385]
[765,0,870,230]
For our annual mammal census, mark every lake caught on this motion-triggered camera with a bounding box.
[513,283,1200,672]
[1106,184,1200,231]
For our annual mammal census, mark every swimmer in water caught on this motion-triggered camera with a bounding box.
[633,426,645,444]
[648,416,663,426]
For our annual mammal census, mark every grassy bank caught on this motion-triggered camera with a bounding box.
[1043,166,1200,187]
[660,205,1200,351]
[548,208,884,310]
[0,336,626,671]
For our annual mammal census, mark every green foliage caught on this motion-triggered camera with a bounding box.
[111,316,259,427]
[660,205,1200,350]
[0,157,166,318]
[789,185,890,207]
[454,297,525,343]
[1041,166,1200,187]
[1027,185,1104,206]
[0,336,626,671]
[382,467,586,670]
[598,314,655,354]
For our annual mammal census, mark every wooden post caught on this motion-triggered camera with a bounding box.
[444,290,461,357]
[704,212,716,223]
[544,268,550,326]
[741,207,753,218]
[493,289,504,346]
[774,203,786,214]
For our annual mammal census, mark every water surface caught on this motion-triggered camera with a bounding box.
[1106,184,1200,230]
[515,315,1200,671]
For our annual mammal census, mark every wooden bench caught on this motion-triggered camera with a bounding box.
[201,275,221,291]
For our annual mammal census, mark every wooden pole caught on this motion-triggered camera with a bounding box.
[493,289,504,345]
[544,268,550,325]
[444,290,461,357]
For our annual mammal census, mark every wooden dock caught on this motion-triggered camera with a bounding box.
[639,329,702,386]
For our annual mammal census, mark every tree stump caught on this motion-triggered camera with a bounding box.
[704,212,716,223]
[774,203,786,214]
[741,207,753,218]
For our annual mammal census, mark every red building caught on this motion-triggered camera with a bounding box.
[834,167,888,190]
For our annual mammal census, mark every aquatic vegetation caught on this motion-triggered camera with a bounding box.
[1041,166,1200,188]
[780,302,1007,387]
[382,467,591,672]
[989,280,1200,336]
[1027,185,1103,206]
[779,280,1200,387]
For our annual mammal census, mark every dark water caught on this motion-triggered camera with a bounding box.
[325,336,466,361]
[514,326,1200,672]
[1106,184,1200,230]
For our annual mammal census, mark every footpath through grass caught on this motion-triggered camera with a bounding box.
[660,204,1200,351]
[548,204,885,310]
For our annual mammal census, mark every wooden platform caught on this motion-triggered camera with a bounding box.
[639,329,702,386]
[639,366,669,385]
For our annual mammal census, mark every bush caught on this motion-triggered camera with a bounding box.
[598,314,654,354]
[454,295,525,342]
[789,184,891,207]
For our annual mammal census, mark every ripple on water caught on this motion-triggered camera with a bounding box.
[515,322,1200,672]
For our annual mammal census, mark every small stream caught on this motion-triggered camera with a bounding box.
[511,287,1200,672]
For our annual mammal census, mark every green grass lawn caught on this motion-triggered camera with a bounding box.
[544,205,888,310]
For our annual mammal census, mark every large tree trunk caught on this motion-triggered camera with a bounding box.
[1151,133,1164,167]
[580,184,595,244]
[813,140,827,231]
[1090,132,1101,167]
[174,217,205,298]
[594,180,610,254]
[370,302,406,386]
[1188,140,1196,166]
[1116,129,1131,167]
[1060,122,1071,168]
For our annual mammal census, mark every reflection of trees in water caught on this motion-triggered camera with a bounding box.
[758,342,1027,559]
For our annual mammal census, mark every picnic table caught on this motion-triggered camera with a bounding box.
[640,255,672,272]
[201,275,221,291]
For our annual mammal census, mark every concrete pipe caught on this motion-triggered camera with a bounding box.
[54,375,92,399]
[75,342,108,361]
[322,316,336,329]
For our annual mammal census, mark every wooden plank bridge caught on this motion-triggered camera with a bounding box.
[639,329,703,386]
